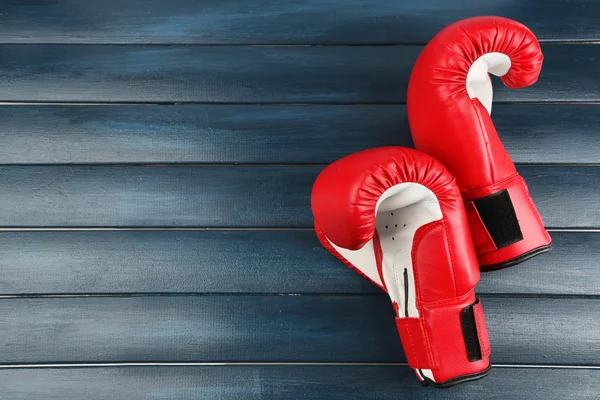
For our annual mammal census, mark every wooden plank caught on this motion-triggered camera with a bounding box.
[0,44,597,103]
[494,104,600,164]
[0,230,376,295]
[0,165,316,228]
[0,296,597,365]
[524,167,600,229]
[0,0,598,44]
[0,165,592,228]
[0,104,597,164]
[1,365,598,400]
[0,105,410,164]
[478,231,600,296]
[0,45,416,103]
[0,230,595,296]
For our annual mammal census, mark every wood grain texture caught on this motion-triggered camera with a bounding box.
[0,296,597,365]
[0,0,598,44]
[0,45,415,103]
[0,44,597,103]
[0,104,597,164]
[0,230,371,295]
[0,105,411,164]
[1,1,595,396]
[0,165,592,228]
[0,230,594,296]
[1,365,598,399]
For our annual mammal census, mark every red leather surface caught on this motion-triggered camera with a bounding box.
[407,16,542,189]
[407,16,551,266]
[473,301,491,358]
[396,317,437,369]
[420,292,490,383]
[411,220,478,302]
[311,146,491,385]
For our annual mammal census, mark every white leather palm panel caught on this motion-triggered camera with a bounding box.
[325,183,442,313]
[466,52,511,115]
[375,183,442,317]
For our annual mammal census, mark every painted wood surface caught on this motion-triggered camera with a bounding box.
[0,44,598,103]
[1,365,597,399]
[0,230,593,296]
[0,104,597,164]
[0,296,596,365]
[0,0,598,44]
[1,0,597,395]
[0,165,592,228]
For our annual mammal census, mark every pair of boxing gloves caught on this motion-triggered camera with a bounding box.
[311,16,552,388]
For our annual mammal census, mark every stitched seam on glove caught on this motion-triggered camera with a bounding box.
[470,98,497,183]
[441,218,458,297]
[420,317,438,369]
[313,221,387,292]
[407,221,440,369]
[461,172,521,201]
[410,221,439,304]
[419,290,475,309]
[474,302,491,357]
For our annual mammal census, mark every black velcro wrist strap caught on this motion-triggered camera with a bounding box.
[461,298,491,362]
[473,189,523,249]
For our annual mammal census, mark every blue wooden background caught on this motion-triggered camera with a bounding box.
[0,1,599,398]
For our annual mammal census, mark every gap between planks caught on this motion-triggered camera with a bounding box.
[1,40,600,47]
[2,100,600,106]
[0,162,596,167]
[0,362,598,370]
[0,293,598,300]
[0,227,590,232]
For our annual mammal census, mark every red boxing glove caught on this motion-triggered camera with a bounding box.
[311,147,491,388]
[407,16,552,271]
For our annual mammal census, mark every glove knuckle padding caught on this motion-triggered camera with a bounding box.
[407,16,542,190]
[312,147,491,387]
[407,16,551,270]
[312,146,457,249]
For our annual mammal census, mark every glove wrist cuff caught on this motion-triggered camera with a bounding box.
[395,295,491,387]
[464,174,552,271]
